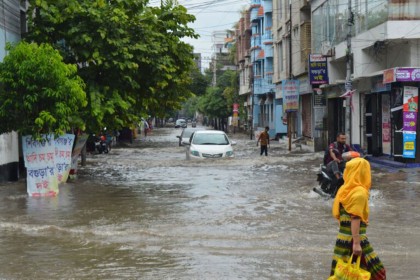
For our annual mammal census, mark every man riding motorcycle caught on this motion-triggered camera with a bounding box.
[324,132,353,181]
[316,150,360,198]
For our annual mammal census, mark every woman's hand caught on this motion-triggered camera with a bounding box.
[351,216,362,256]
[352,240,362,256]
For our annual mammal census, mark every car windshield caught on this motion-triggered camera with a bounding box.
[192,133,229,145]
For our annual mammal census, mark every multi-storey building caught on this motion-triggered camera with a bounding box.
[312,0,420,164]
[0,0,27,182]
[210,30,236,87]
[249,0,277,137]
[272,0,312,145]
[236,11,252,130]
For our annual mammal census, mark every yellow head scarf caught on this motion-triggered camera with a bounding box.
[332,157,371,223]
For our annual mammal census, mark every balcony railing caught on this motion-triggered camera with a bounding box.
[265,46,273,57]
[253,75,275,95]
[251,35,261,48]
[262,31,273,46]
[265,73,273,85]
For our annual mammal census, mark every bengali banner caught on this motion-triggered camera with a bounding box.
[22,134,58,197]
[55,134,75,184]
[26,166,58,197]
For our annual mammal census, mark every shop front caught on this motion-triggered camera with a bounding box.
[378,67,420,163]
[365,76,392,157]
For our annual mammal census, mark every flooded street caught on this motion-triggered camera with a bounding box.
[1,127,420,279]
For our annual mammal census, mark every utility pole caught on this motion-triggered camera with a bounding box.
[250,35,256,140]
[345,0,354,143]
[287,0,292,151]
[212,55,217,87]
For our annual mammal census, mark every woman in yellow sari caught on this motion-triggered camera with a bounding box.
[330,157,386,279]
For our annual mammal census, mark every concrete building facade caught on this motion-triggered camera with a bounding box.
[272,0,312,142]
[312,0,420,164]
[249,0,280,137]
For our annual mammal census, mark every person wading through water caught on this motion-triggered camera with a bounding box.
[257,126,270,156]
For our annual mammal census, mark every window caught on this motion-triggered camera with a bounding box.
[313,0,390,53]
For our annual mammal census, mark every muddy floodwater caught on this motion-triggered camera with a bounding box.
[1,127,419,279]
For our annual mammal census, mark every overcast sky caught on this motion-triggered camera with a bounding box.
[177,0,248,70]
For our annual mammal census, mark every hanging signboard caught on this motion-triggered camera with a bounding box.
[308,54,329,85]
[282,79,299,112]
[313,88,326,107]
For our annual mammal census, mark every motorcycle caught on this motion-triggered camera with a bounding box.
[313,165,344,198]
[95,135,109,154]
[313,151,360,198]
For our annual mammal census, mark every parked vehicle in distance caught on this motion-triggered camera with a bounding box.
[176,127,202,146]
[183,130,236,160]
[175,118,187,128]
[191,120,197,127]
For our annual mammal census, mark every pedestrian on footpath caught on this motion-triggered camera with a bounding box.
[257,126,270,156]
[329,157,386,279]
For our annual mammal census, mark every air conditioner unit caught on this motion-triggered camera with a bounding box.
[321,41,335,57]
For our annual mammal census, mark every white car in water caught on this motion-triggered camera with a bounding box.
[183,130,236,159]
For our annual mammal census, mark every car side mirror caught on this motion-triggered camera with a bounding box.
[231,141,237,146]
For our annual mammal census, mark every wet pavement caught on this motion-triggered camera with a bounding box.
[0,126,419,279]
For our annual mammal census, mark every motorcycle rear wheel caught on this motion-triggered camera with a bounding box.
[320,181,331,194]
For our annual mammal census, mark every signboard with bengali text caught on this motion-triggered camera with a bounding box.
[384,68,420,83]
[22,135,58,197]
[309,54,329,85]
[55,134,75,184]
[282,79,299,112]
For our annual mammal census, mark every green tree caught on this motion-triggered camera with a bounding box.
[188,66,208,96]
[197,70,238,119]
[27,0,198,131]
[0,42,87,139]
